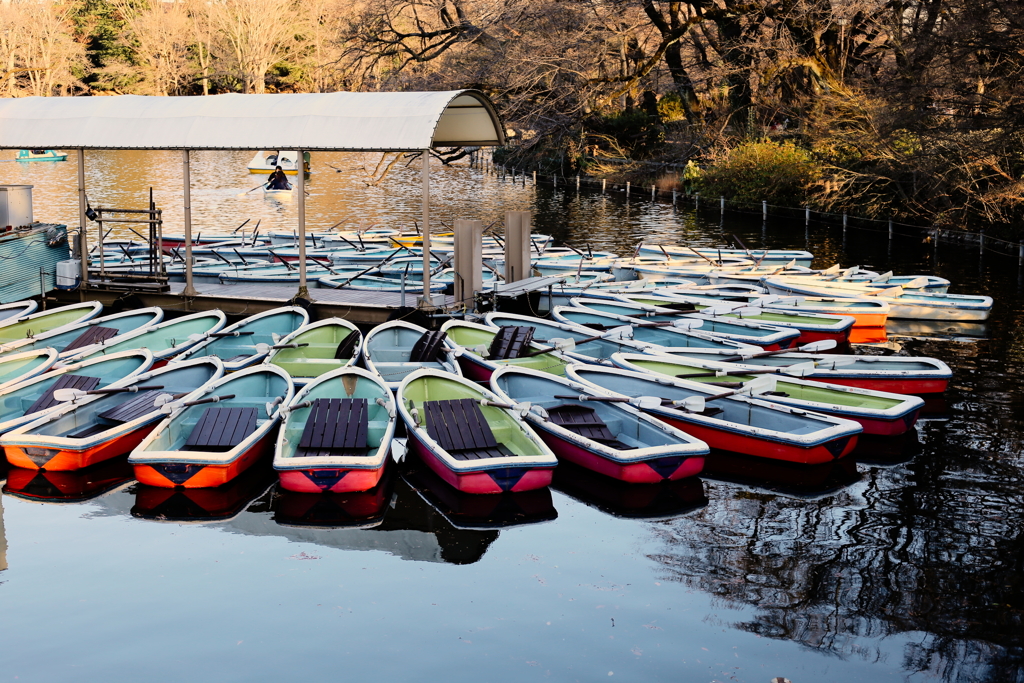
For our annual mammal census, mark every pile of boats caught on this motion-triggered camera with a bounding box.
[0,244,962,499]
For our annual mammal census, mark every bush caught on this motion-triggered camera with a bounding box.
[696,140,819,206]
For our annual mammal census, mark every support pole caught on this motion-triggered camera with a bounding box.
[181,150,198,296]
[421,149,432,305]
[296,149,308,300]
[505,211,531,284]
[453,219,483,310]
[77,150,88,290]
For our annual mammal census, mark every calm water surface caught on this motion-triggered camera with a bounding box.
[0,151,1022,682]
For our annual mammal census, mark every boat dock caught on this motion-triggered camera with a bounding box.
[52,282,454,324]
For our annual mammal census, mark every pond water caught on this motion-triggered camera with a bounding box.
[0,151,1022,682]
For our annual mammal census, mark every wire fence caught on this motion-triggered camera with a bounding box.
[477,156,1024,263]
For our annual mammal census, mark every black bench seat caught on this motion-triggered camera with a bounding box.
[546,404,630,450]
[184,406,259,452]
[62,326,119,353]
[297,398,370,457]
[423,398,513,461]
[25,374,101,415]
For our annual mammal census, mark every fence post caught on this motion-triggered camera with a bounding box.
[979,230,985,252]
[673,190,677,206]
[553,174,557,187]
[762,200,767,220]
[626,181,631,198]
[651,185,656,201]
[842,213,847,242]
[720,196,725,218]
[532,170,537,185]
[602,179,606,194]
[695,193,700,209]
[888,219,893,240]
[1019,242,1023,266]
[576,175,580,191]
[805,206,810,226]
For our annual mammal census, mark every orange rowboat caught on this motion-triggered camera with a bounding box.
[0,358,224,471]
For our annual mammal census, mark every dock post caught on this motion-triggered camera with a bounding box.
[651,185,656,201]
[533,170,537,185]
[1018,242,1023,266]
[576,175,580,191]
[602,179,606,194]
[505,211,531,284]
[77,150,88,291]
[720,196,725,217]
[420,149,433,306]
[453,219,483,311]
[672,190,677,206]
[296,148,308,300]
[763,200,767,220]
[182,150,198,296]
[888,219,893,241]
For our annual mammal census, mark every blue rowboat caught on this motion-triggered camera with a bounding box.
[638,245,814,268]
[0,300,38,323]
[489,366,709,483]
[0,348,60,393]
[0,350,154,436]
[1,358,225,471]
[318,274,447,293]
[362,320,462,391]
[0,308,164,358]
[179,306,309,371]
[568,296,801,349]
[484,312,661,364]
[16,149,67,161]
[549,306,758,354]
[265,318,363,386]
[274,366,397,493]
[65,311,228,364]
[565,364,862,466]
[128,364,294,489]
[0,302,103,346]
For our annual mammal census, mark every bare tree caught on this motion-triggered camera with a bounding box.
[113,0,195,96]
[210,0,300,93]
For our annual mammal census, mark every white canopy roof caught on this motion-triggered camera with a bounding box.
[0,90,504,151]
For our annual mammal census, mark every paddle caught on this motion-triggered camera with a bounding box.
[332,249,405,288]
[53,385,165,402]
[238,183,268,196]
[626,318,704,331]
[158,393,236,414]
[232,219,251,234]
[232,248,249,265]
[863,285,905,297]
[186,330,256,343]
[554,394,664,409]
[267,249,295,271]
[718,338,837,363]
[701,375,778,403]
[521,325,635,357]
[255,342,309,354]
[672,360,819,380]
[308,256,339,275]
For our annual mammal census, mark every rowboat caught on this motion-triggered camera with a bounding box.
[762,277,994,321]
[552,460,708,519]
[265,318,362,386]
[362,320,462,391]
[16,149,67,162]
[402,458,558,529]
[0,349,60,393]
[0,300,38,323]
[611,352,924,436]
[483,312,664,364]
[397,368,559,494]
[550,306,758,354]
[566,364,862,465]
[489,366,709,482]
[2,459,134,503]
[0,302,103,345]
[438,320,572,381]
[0,308,164,358]
[132,466,276,521]
[129,365,294,488]
[318,274,448,293]
[0,350,154,437]
[643,291,890,329]
[178,306,309,371]
[665,348,952,394]
[617,293,855,344]
[263,186,294,199]
[1,358,224,471]
[567,297,801,349]
[274,366,396,493]
[65,311,228,365]
[638,244,814,268]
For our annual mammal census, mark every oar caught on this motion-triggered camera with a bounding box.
[627,318,704,331]
[673,360,819,380]
[267,249,295,270]
[732,234,754,261]
[254,342,309,354]
[554,394,664,409]
[238,183,268,196]
[232,219,251,234]
[232,248,249,265]
[521,325,634,357]
[863,285,905,298]
[718,338,837,362]
[186,330,257,343]
[700,375,779,403]
[309,256,339,275]
[53,385,165,402]
[213,251,233,265]
[158,393,236,414]
[332,250,405,288]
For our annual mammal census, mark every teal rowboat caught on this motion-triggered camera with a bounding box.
[0,348,60,392]
[439,319,573,382]
[361,320,462,391]
[265,318,362,386]
[180,307,309,371]
[66,311,228,363]
[0,300,38,323]
[0,350,154,436]
[0,308,164,358]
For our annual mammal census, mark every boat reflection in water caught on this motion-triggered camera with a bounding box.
[701,451,862,499]
[852,429,923,467]
[273,466,398,529]
[3,458,134,503]
[131,462,276,522]
[401,460,557,531]
[552,460,707,520]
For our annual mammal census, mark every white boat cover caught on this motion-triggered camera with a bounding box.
[0,90,504,151]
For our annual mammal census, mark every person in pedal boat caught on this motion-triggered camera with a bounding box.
[267,165,291,190]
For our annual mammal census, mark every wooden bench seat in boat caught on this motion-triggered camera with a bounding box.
[25,374,101,415]
[423,398,514,460]
[66,390,174,439]
[184,406,259,452]
[546,404,630,450]
[488,326,535,360]
[409,330,447,362]
[297,398,369,457]
[61,326,118,353]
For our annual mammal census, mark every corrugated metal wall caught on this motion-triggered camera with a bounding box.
[0,224,71,303]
